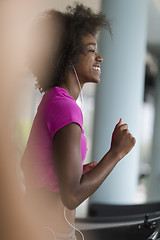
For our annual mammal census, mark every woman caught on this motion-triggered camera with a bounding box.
[21,3,136,240]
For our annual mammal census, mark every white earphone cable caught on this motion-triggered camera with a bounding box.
[70,62,84,111]
[44,225,56,240]
[44,62,85,240]
[43,207,85,240]
[64,206,84,240]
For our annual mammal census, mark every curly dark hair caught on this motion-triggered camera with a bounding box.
[34,2,112,93]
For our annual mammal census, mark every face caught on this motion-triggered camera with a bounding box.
[74,34,103,84]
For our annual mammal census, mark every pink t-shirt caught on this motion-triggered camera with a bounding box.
[20,86,87,192]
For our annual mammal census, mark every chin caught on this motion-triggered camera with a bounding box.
[92,78,100,84]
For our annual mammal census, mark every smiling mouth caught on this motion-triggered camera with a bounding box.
[92,66,101,72]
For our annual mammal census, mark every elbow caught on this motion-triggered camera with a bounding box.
[64,203,77,211]
[61,192,79,210]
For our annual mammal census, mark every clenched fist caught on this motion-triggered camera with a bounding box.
[110,118,136,160]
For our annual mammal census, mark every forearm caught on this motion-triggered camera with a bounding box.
[59,119,136,210]
[71,149,121,209]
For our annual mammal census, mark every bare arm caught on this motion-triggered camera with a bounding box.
[53,118,136,210]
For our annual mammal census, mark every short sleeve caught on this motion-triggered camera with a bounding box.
[45,99,83,139]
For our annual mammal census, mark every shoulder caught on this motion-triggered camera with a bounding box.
[47,97,82,119]
[44,86,82,116]
[45,92,83,138]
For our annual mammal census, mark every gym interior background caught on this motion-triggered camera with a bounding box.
[12,0,160,219]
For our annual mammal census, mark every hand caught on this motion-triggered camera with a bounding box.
[110,118,136,160]
[83,162,98,174]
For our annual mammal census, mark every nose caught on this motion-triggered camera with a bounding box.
[96,53,103,63]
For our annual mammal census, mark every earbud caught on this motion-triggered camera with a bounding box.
[70,60,72,66]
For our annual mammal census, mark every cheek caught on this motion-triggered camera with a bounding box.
[82,56,94,72]
[75,55,96,78]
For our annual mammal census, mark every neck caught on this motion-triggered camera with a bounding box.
[59,70,84,100]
